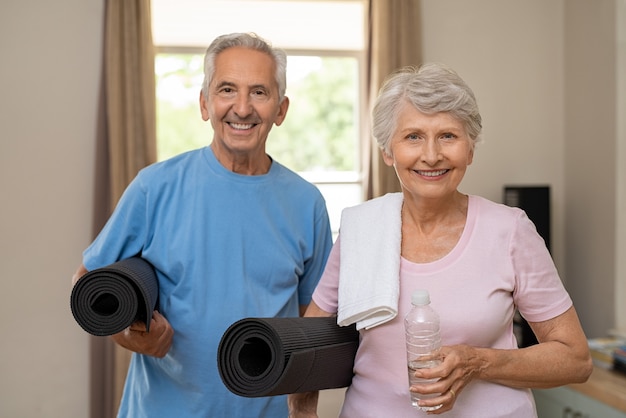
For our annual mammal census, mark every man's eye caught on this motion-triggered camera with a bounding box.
[215,87,235,97]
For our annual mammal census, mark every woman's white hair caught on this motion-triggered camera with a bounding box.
[372,63,482,155]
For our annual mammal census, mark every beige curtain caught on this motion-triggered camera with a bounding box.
[105,0,157,205]
[364,0,422,199]
[91,1,157,417]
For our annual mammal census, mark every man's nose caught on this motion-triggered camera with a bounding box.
[233,93,253,118]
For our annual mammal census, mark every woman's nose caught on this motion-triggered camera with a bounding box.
[422,139,442,164]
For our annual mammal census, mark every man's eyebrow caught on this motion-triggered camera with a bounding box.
[214,81,236,89]
[214,81,270,90]
[250,84,269,91]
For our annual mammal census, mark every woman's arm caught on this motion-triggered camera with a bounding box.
[288,301,335,418]
[413,306,592,414]
[473,305,592,388]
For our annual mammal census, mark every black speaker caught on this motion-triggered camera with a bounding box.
[503,185,551,348]
[503,186,551,252]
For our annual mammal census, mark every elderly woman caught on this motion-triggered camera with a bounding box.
[288,63,592,417]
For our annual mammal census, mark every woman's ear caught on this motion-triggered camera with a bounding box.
[381,149,394,167]
[466,139,475,166]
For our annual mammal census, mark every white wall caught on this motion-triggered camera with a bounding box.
[420,0,622,339]
[420,0,567,271]
[616,0,626,335]
[0,0,103,416]
[563,0,618,339]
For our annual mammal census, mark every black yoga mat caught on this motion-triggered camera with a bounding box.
[70,257,159,336]
[218,316,360,397]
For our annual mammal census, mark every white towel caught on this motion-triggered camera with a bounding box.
[337,193,403,330]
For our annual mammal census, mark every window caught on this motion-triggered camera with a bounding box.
[152,0,366,233]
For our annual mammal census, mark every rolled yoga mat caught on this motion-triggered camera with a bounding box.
[218,316,360,397]
[70,257,159,336]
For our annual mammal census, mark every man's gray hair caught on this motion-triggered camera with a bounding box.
[201,32,287,103]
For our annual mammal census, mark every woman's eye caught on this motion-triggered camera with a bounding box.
[407,133,420,140]
[441,133,457,140]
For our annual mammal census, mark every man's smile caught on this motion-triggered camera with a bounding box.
[228,122,256,130]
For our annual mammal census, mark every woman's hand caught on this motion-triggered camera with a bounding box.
[409,344,481,414]
[110,310,174,358]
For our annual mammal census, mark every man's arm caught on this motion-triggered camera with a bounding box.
[71,263,88,285]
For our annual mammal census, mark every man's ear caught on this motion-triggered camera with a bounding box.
[199,91,210,121]
[273,96,290,126]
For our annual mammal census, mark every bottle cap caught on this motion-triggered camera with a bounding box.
[411,289,430,306]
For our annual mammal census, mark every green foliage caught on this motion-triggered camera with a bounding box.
[157,101,209,159]
[156,54,210,161]
[268,56,358,172]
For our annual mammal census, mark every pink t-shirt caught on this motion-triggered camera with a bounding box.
[313,195,572,418]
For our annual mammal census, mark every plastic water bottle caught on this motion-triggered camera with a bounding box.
[405,289,442,411]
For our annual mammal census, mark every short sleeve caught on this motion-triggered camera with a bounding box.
[511,211,572,322]
[311,235,341,314]
[296,195,333,305]
[82,173,149,271]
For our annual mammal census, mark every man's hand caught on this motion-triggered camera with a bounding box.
[72,264,88,286]
[111,311,174,358]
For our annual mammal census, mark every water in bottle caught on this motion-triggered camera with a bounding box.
[405,289,442,411]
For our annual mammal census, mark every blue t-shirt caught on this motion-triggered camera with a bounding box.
[83,146,333,418]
